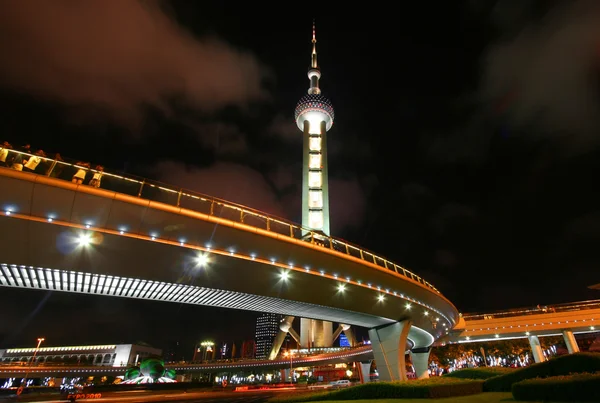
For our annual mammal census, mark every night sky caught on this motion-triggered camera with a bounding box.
[1,1,600,355]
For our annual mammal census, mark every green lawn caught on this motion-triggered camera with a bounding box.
[289,391,571,403]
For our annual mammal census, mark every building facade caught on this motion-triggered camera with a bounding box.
[0,343,162,367]
[255,313,281,359]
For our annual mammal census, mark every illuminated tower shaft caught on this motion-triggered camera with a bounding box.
[295,22,335,349]
[295,22,334,236]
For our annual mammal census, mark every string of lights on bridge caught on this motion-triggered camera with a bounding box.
[3,209,454,332]
[463,319,597,342]
[0,348,371,375]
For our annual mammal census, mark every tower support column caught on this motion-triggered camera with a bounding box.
[300,318,333,348]
[562,330,579,354]
[528,335,545,363]
[356,361,372,383]
[409,347,431,379]
[368,320,412,382]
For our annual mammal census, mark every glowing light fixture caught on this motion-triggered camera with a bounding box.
[405,303,412,309]
[5,210,11,216]
[195,253,209,267]
[338,284,345,292]
[47,217,53,222]
[424,311,429,316]
[378,294,385,302]
[77,233,92,246]
[280,271,290,281]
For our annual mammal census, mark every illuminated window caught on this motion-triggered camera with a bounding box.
[309,137,321,152]
[309,154,321,169]
[308,190,323,208]
[309,210,323,229]
[308,171,322,188]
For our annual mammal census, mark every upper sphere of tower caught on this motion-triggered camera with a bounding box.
[294,93,335,132]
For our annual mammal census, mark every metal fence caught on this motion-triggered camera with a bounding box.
[0,147,439,293]
[462,299,600,321]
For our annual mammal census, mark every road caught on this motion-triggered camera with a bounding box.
[0,389,314,403]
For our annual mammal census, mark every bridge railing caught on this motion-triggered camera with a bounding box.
[462,299,600,321]
[0,148,438,292]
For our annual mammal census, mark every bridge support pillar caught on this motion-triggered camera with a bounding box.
[410,347,431,379]
[300,318,333,348]
[528,335,545,363]
[269,316,297,360]
[368,320,412,382]
[562,330,579,354]
[356,361,372,383]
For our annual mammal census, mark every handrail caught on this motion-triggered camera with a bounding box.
[462,299,600,320]
[0,147,439,293]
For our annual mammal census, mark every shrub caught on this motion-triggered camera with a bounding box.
[444,367,514,380]
[511,373,600,401]
[484,352,600,392]
[272,378,484,402]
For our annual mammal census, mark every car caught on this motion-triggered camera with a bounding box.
[329,380,351,388]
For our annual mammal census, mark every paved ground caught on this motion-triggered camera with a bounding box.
[0,389,307,403]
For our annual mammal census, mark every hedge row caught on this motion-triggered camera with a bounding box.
[275,378,484,402]
[444,367,514,380]
[484,352,600,392]
[512,373,600,401]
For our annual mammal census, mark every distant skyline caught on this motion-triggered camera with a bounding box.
[1,1,600,351]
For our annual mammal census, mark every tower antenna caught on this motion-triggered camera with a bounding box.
[311,19,317,69]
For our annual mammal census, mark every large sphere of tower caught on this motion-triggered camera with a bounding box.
[295,93,335,134]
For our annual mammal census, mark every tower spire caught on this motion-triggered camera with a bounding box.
[307,20,321,95]
[311,19,317,69]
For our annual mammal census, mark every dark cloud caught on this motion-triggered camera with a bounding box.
[266,114,299,143]
[0,0,268,124]
[156,161,286,218]
[482,0,600,148]
[190,122,249,157]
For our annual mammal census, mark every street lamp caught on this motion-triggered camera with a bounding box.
[20,338,44,394]
[284,351,294,383]
[200,341,214,362]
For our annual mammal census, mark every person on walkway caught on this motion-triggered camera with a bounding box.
[88,165,104,188]
[72,161,90,184]
[10,144,31,171]
[23,149,46,173]
[0,141,12,167]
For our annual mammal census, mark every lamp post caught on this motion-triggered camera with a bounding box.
[200,341,214,362]
[20,338,44,395]
[284,351,294,384]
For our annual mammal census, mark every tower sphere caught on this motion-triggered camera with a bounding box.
[295,93,335,132]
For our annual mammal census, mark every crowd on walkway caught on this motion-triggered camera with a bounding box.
[0,140,104,188]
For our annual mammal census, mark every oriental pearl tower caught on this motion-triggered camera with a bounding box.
[295,21,334,237]
[268,24,353,356]
[295,22,336,349]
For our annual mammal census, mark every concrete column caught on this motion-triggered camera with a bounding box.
[300,318,333,348]
[410,347,431,379]
[368,320,412,382]
[562,330,579,354]
[357,361,372,383]
[269,316,296,360]
[528,335,545,363]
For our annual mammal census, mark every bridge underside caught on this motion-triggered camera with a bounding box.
[0,263,393,328]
